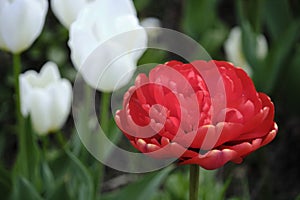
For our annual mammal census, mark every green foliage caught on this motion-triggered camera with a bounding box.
[0,165,12,199]
[0,0,299,199]
[152,168,233,200]
[102,165,174,200]
[181,0,228,57]
[11,177,43,200]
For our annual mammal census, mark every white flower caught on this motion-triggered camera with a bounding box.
[140,17,161,39]
[51,0,93,29]
[0,0,48,53]
[19,62,72,135]
[68,0,147,92]
[224,26,268,76]
[141,17,161,28]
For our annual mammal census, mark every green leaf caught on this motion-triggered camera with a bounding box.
[182,0,219,39]
[66,150,94,200]
[156,167,233,200]
[11,177,43,200]
[264,0,293,40]
[200,23,229,57]
[138,49,167,65]
[280,45,300,114]
[241,22,260,70]
[101,165,174,200]
[254,20,300,93]
[0,165,12,199]
[133,0,151,12]
[48,149,70,179]
[40,162,55,198]
[47,181,71,200]
[13,116,40,184]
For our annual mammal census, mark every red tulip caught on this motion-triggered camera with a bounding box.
[115,60,277,170]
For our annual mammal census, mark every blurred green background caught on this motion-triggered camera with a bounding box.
[1,0,300,199]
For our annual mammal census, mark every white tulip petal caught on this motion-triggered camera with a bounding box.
[39,62,61,84]
[68,0,147,92]
[257,35,268,59]
[69,21,99,69]
[113,15,147,62]
[19,61,72,135]
[30,89,52,135]
[0,0,48,53]
[51,0,90,29]
[80,40,135,91]
[19,75,33,116]
[48,80,72,130]
[100,0,136,19]
[82,40,136,91]
[141,17,162,28]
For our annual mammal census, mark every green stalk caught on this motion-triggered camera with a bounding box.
[95,92,111,198]
[13,53,28,177]
[189,165,200,200]
[55,130,67,148]
[100,92,111,133]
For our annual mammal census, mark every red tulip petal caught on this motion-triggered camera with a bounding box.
[179,149,239,170]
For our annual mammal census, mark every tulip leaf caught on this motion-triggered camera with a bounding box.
[263,0,292,41]
[0,165,12,199]
[152,168,232,200]
[182,0,219,39]
[12,116,41,190]
[11,177,43,200]
[48,149,71,179]
[40,162,55,198]
[254,20,300,94]
[65,150,94,200]
[134,0,151,12]
[200,24,229,57]
[280,45,300,114]
[47,180,71,200]
[138,49,166,65]
[101,165,174,200]
[241,22,260,70]
[48,148,96,200]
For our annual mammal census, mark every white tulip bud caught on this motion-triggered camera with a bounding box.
[224,26,268,76]
[0,0,48,53]
[68,0,147,92]
[51,0,93,29]
[19,62,72,135]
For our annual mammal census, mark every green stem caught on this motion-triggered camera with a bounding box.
[13,54,28,177]
[252,0,263,34]
[94,92,111,197]
[41,136,49,158]
[100,92,111,133]
[55,130,67,148]
[189,165,200,200]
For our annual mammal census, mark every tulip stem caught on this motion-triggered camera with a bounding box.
[95,92,110,197]
[13,53,23,133]
[100,92,111,133]
[13,53,27,177]
[189,165,200,200]
[55,130,67,148]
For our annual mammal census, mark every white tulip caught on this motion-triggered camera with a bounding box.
[141,17,161,28]
[68,0,147,92]
[19,62,72,135]
[0,0,48,53]
[140,17,161,39]
[224,26,268,76]
[51,0,93,29]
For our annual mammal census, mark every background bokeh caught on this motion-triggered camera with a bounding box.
[1,0,300,199]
